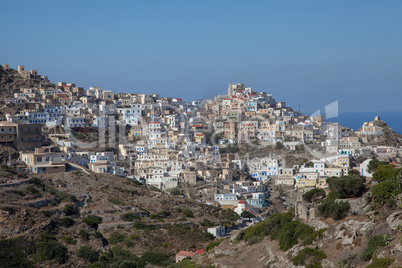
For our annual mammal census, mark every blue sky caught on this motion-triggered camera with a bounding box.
[1,1,401,113]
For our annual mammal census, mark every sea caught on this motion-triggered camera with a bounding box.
[326,111,402,134]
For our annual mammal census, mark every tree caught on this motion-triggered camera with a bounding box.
[302,188,326,203]
[348,169,360,176]
[318,199,350,221]
[275,142,284,150]
[241,211,255,219]
[372,165,399,182]
[367,159,387,173]
[293,248,327,267]
[182,209,194,218]
[36,241,68,263]
[327,175,365,198]
[76,246,99,263]
[83,215,103,229]
[368,180,399,204]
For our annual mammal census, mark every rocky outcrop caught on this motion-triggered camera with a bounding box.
[334,220,375,242]
[386,210,402,231]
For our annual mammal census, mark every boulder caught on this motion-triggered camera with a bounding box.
[386,210,402,231]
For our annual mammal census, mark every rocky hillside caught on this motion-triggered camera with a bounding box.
[193,212,402,268]
[0,65,56,94]
[359,118,402,147]
[0,65,56,117]
[0,168,240,267]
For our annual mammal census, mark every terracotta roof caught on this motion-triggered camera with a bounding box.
[196,250,205,254]
[149,121,160,124]
[192,125,203,128]
[176,251,197,257]
[238,200,247,204]
[243,207,254,213]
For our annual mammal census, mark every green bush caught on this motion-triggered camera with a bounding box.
[0,237,36,268]
[109,232,125,244]
[170,188,182,196]
[79,230,90,241]
[38,231,57,242]
[235,210,293,244]
[2,165,17,174]
[119,260,137,268]
[36,241,68,263]
[166,224,213,245]
[302,188,326,203]
[273,220,313,251]
[60,217,75,228]
[13,190,25,196]
[29,177,44,188]
[107,196,126,206]
[43,217,61,233]
[76,246,99,263]
[368,180,401,205]
[361,235,388,261]
[372,165,399,182]
[124,239,135,247]
[235,209,314,250]
[129,234,140,240]
[292,248,327,267]
[83,215,103,229]
[168,259,214,268]
[64,204,78,216]
[317,199,350,221]
[182,209,194,218]
[133,221,156,230]
[62,236,77,245]
[241,211,255,219]
[26,186,41,197]
[327,175,365,198]
[337,254,357,268]
[366,255,394,268]
[41,210,52,217]
[123,213,140,221]
[94,231,104,238]
[159,210,171,217]
[150,214,162,220]
[138,251,173,267]
[201,219,216,227]
[302,228,327,245]
[112,246,134,260]
[367,159,387,173]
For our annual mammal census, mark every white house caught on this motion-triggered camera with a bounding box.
[207,225,225,238]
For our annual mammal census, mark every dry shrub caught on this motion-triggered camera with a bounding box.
[336,242,342,250]
[353,237,362,246]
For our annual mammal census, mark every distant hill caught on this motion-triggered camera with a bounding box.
[0,65,56,96]
[358,117,402,147]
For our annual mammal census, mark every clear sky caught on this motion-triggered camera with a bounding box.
[1,1,401,113]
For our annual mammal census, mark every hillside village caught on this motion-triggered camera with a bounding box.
[0,63,401,267]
